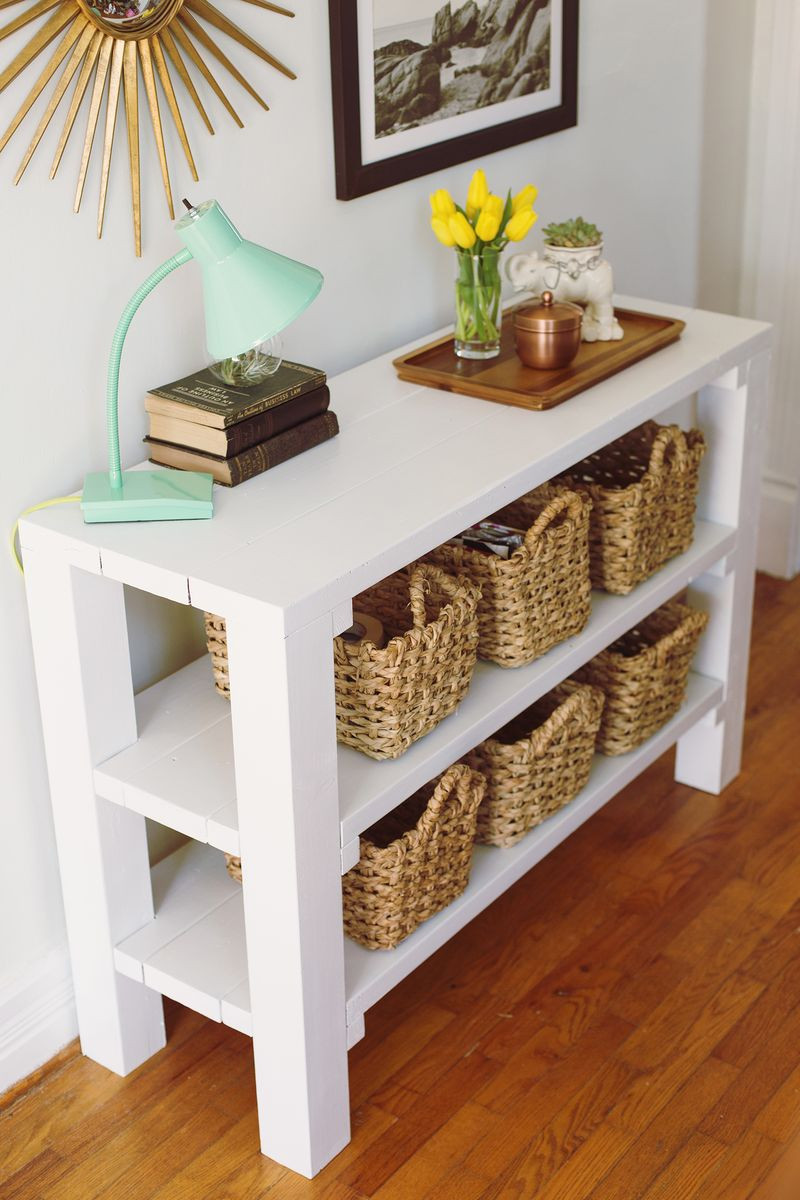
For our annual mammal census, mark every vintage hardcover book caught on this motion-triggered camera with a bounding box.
[145,360,327,429]
[146,411,340,486]
[148,384,331,457]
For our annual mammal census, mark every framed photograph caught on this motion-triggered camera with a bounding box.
[329,0,579,201]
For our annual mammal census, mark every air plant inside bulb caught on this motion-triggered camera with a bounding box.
[209,335,284,387]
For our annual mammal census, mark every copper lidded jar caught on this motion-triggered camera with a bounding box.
[513,291,583,369]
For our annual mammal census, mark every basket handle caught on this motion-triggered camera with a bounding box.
[524,491,584,548]
[415,765,485,841]
[653,608,709,667]
[648,425,690,476]
[407,562,461,628]
[531,684,603,756]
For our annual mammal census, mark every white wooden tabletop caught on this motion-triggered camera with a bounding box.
[20,296,771,628]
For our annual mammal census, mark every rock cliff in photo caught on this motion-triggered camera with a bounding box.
[374,44,442,135]
[374,0,551,137]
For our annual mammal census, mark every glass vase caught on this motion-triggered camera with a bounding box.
[454,248,502,359]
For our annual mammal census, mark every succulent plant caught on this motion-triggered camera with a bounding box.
[542,217,603,248]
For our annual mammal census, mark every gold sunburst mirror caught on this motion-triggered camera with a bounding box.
[0,0,294,253]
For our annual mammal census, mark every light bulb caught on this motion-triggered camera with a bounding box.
[208,335,284,387]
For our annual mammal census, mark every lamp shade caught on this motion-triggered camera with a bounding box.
[175,200,323,360]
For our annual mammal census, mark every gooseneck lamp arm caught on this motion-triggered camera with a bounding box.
[81,197,324,524]
[105,248,191,489]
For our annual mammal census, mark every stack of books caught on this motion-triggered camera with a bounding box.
[145,360,338,486]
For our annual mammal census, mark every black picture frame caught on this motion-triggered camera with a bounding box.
[329,0,579,201]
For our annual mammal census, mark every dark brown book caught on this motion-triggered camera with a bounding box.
[145,359,326,429]
[147,385,330,458]
[146,411,340,486]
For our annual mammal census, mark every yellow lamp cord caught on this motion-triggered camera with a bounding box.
[9,496,81,575]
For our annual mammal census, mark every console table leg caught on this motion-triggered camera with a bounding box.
[225,603,350,1179]
[675,350,770,792]
[23,551,165,1073]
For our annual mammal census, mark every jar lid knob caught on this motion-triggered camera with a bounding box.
[542,291,554,306]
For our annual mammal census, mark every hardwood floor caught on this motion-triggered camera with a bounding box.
[3,572,800,1200]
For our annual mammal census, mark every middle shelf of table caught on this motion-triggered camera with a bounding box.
[94,518,735,866]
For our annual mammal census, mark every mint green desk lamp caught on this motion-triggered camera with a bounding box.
[81,199,323,523]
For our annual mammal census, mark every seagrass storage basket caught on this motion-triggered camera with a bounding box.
[557,421,706,595]
[204,562,481,762]
[573,600,709,756]
[333,562,480,759]
[425,485,592,669]
[340,763,486,950]
[465,680,605,848]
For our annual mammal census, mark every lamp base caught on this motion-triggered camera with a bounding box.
[81,469,214,523]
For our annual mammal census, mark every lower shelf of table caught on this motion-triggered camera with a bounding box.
[114,673,722,1046]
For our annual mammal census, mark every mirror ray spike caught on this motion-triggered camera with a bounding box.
[0,0,295,254]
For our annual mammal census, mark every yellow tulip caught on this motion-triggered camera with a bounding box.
[431,215,456,246]
[465,168,488,219]
[505,207,538,242]
[512,184,538,215]
[475,196,502,242]
[429,188,456,219]
[449,211,477,249]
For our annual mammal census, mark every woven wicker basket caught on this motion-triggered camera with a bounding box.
[425,486,592,669]
[341,763,486,949]
[573,600,709,755]
[558,421,706,595]
[465,681,605,848]
[333,563,480,759]
[224,765,485,950]
[205,562,481,762]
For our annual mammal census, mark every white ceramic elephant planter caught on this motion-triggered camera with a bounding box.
[507,245,624,342]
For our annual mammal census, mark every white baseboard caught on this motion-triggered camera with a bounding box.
[757,477,800,579]
[0,948,77,1096]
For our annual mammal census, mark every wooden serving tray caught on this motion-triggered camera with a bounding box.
[393,307,685,411]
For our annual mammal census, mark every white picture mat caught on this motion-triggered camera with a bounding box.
[357,0,563,167]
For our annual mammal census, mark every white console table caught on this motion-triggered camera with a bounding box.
[21,297,771,1178]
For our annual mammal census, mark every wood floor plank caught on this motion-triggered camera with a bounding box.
[699,1000,800,1144]
[503,1121,634,1200]
[661,875,759,966]
[48,1019,233,1165]
[475,1056,639,1197]
[638,1131,728,1199]
[608,952,697,1025]
[714,954,800,1069]
[0,1147,71,1200]
[585,1055,739,1200]
[4,573,800,1199]
[423,1164,495,1200]
[699,1128,785,1200]
[745,1138,800,1200]
[617,964,765,1072]
[608,971,765,1134]
[752,1060,800,1143]
[340,1050,500,1195]
[742,899,800,981]
[94,1105,240,1200]
[348,1001,455,1109]
[371,1102,499,1200]
[0,1003,213,1177]
[478,958,625,1067]
[369,991,522,1104]
[467,1013,634,1163]
[147,1111,270,1200]
[44,1041,242,1200]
